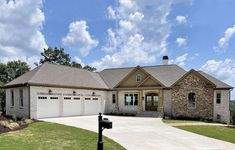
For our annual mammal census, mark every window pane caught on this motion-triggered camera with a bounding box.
[146,96,151,106]
[153,96,158,106]
[130,94,133,105]
[188,92,196,108]
[134,94,138,105]
[112,94,116,103]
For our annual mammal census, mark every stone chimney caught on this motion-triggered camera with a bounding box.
[163,55,169,65]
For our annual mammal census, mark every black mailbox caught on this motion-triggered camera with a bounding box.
[101,118,112,129]
[97,113,113,150]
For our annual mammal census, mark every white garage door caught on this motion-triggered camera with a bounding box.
[62,96,82,117]
[37,96,60,118]
[84,97,101,115]
[37,95,102,118]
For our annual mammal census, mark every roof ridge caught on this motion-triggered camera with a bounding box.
[101,64,178,71]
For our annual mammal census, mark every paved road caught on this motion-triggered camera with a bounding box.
[41,116,235,150]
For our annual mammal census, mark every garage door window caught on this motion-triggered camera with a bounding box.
[64,97,71,100]
[38,96,47,99]
[85,98,91,100]
[50,97,58,100]
[74,97,80,100]
[93,98,98,100]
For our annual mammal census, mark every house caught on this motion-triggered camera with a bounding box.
[4,56,233,123]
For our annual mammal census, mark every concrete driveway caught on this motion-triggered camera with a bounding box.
[41,116,235,150]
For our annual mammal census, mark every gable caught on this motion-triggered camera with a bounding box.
[172,69,216,88]
[115,66,164,88]
[138,77,162,87]
[116,67,148,88]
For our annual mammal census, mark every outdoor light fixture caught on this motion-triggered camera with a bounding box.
[92,92,95,96]
[73,91,76,95]
[48,89,52,95]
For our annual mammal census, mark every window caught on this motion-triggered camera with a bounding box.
[124,93,138,106]
[217,114,221,120]
[11,90,14,106]
[216,92,221,104]
[19,89,23,107]
[93,98,98,100]
[112,94,116,104]
[64,97,71,100]
[38,96,47,99]
[136,74,142,82]
[188,92,196,108]
[85,98,91,100]
[50,97,58,100]
[74,97,80,100]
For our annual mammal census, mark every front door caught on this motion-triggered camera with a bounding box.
[145,93,158,111]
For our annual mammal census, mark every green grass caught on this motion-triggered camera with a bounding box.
[0,122,125,150]
[162,119,202,124]
[176,125,235,144]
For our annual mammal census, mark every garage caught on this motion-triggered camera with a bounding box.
[36,95,102,119]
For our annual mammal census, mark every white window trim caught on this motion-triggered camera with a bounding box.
[216,91,221,104]
[136,74,142,82]
[124,93,139,106]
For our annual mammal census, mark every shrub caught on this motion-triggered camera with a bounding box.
[11,114,17,122]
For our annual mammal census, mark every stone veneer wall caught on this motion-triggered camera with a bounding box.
[172,73,214,120]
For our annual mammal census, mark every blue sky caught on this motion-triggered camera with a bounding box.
[0,0,235,98]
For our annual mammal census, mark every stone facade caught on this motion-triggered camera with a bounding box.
[172,73,214,120]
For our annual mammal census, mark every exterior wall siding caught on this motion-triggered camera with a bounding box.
[172,74,214,120]
[30,86,108,119]
[6,86,30,118]
[163,89,172,116]
[213,90,230,123]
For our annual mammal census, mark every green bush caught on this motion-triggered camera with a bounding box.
[230,111,235,125]
[11,114,17,122]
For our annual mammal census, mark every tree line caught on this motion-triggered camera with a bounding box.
[0,47,96,114]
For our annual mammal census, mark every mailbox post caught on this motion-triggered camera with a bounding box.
[97,113,112,150]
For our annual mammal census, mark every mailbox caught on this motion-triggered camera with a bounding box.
[101,118,112,129]
[97,113,113,150]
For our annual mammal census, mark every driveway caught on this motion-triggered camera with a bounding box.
[41,116,235,150]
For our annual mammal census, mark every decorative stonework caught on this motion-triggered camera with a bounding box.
[172,73,213,120]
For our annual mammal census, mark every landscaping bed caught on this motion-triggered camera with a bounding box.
[0,115,34,134]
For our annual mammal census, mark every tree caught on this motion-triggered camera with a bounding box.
[39,47,96,72]
[83,65,96,72]
[0,61,30,114]
[39,47,71,66]
[71,61,82,69]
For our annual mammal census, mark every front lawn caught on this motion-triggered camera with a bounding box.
[0,122,125,150]
[176,125,235,144]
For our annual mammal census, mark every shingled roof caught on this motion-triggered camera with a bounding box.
[5,63,233,89]
[5,63,109,90]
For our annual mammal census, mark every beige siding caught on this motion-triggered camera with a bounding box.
[6,87,30,118]
[118,69,148,88]
[213,90,230,123]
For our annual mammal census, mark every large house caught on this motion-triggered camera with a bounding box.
[5,56,233,123]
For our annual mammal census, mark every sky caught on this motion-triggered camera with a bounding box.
[0,0,235,98]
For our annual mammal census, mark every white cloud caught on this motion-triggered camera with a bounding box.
[73,56,85,67]
[169,53,188,67]
[175,37,187,47]
[94,0,191,70]
[200,59,235,99]
[0,55,40,68]
[0,0,47,58]
[176,15,187,24]
[62,20,99,56]
[214,25,235,53]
